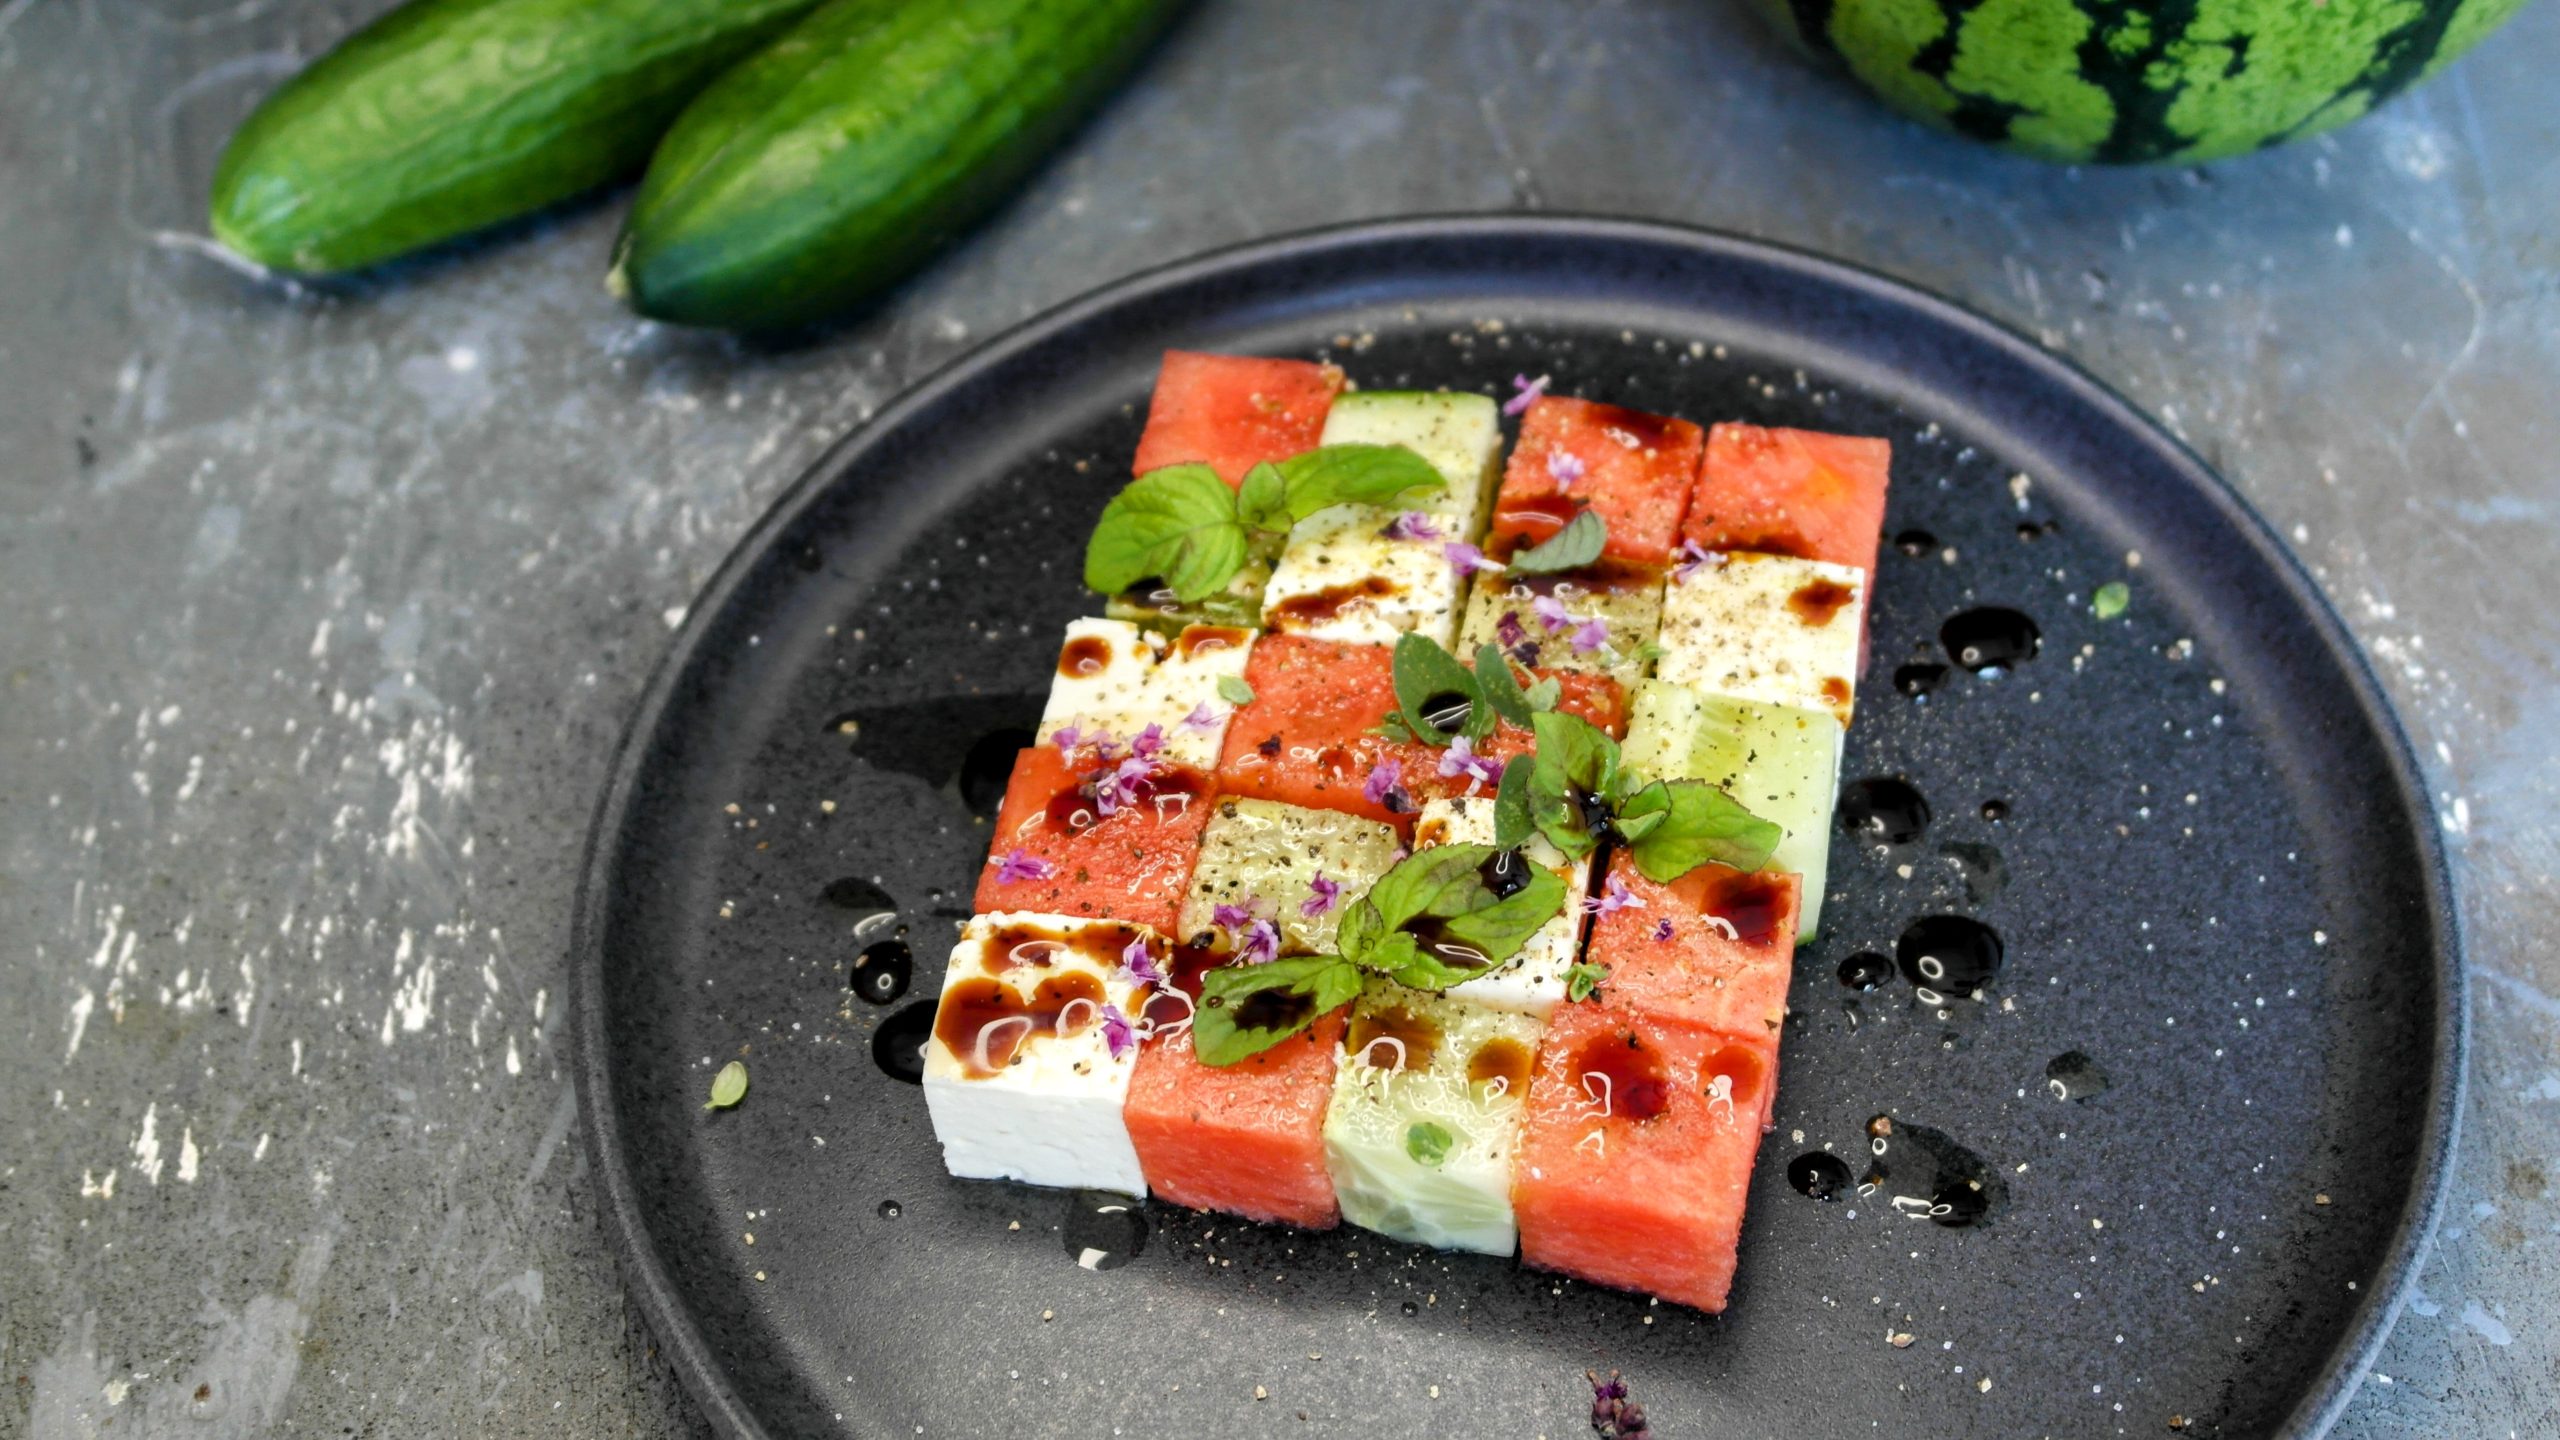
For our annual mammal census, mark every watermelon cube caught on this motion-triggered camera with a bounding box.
[1485,396,1702,569]
[1132,350,1345,485]
[1041,618,1255,770]
[1457,565,1667,690]
[1656,551,1865,728]
[1323,980,1544,1255]
[1686,424,1892,579]
[1620,678,1843,939]
[1175,797,1401,957]
[1123,964,1348,1228]
[1412,794,1592,1017]
[921,913,1162,1194]
[1213,635,1629,832]
[974,743,1213,935]
[1511,998,1776,1311]
[1583,850,1800,1042]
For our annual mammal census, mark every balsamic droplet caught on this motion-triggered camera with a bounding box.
[871,1001,936,1084]
[1400,1300,1420,1317]
[820,876,897,915]
[1837,951,1896,991]
[958,727,1037,816]
[1941,607,2041,672]
[1895,915,2004,999]
[1478,849,1532,900]
[1865,1117,2001,1228]
[2046,1050,2111,1102]
[1839,777,1931,843]
[1979,798,2009,822]
[1420,690,1474,733]
[1062,1191,1148,1271]
[877,1199,903,1219]
[851,938,914,1005]
[1894,663,1948,697]
[1893,529,1938,556]
[1787,1151,1854,1201]
[1938,842,2008,905]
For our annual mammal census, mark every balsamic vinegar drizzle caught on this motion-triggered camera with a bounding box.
[872,1002,936,1084]
[851,937,914,1005]
[1787,1151,1853,1201]
[1895,915,2005,1001]
[2046,1050,2112,1101]
[1940,607,2040,672]
[1863,1116,2000,1228]
[1838,777,1931,844]
[1062,1191,1148,1271]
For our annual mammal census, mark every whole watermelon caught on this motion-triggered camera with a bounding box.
[1749,0,2533,163]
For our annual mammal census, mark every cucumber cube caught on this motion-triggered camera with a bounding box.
[1317,391,1504,531]
[1457,568,1666,689]
[1323,980,1543,1255]
[1620,678,1843,940]
[1176,797,1401,957]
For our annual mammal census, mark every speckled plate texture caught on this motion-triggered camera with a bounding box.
[570,216,2462,1439]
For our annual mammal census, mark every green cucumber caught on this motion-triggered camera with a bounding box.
[611,0,1187,330]
[209,0,823,274]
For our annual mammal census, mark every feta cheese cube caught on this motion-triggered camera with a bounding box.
[921,912,1161,1195]
[1041,618,1255,768]
[1656,552,1865,726]
[1262,506,1465,648]
[1412,795,1593,1017]
[1324,980,1544,1255]
[1177,797,1401,956]
[1317,391,1504,531]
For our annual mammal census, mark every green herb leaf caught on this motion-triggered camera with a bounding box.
[1521,675,1561,712]
[1192,955,1365,1066]
[2092,580,2130,620]
[1617,778,1784,882]
[1391,633,1494,747]
[1492,755,1534,851]
[1217,675,1256,706]
[1526,711,1620,857]
[705,1060,749,1111]
[1235,461,1291,534]
[1342,842,1565,985]
[1564,962,1609,1003]
[1269,443,1447,523]
[1505,510,1606,574]
[1472,644,1536,728]
[1405,1121,1455,1167]
[1084,464,1250,602]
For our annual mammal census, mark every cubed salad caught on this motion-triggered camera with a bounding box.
[913,356,1892,1314]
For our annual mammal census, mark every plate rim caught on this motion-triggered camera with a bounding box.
[568,212,2466,1440]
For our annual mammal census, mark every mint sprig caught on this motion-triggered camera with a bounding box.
[1190,955,1365,1067]
[1086,446,1446,603]
[1505,509,1606,574]
[1524,711,1783,879]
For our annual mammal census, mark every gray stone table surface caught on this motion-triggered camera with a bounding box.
[3,0,2553,1434]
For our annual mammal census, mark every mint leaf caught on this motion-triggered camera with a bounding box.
[1346,842,1563,988]
[1564,962,1608,1003]
[1527,711,1620,858]
[1405,1121,1455,1167]
[1271,443,1446,522]
[1521,675,1561,712]
[1084,464,1249,602]
[1391,633,1493,747]
[1505,510,1606,574]
[1217,675,1256,706]
[1618,778,1783,882]
[705,1060,748,1111]
[1235,461,1291,534]
[1472,644,1536,728]
[1492,755,1534,851]
[1192,955,1364,1066]
[2092,580,2130,620]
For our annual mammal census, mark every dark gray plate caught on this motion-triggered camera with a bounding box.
[571,217,2461,1439]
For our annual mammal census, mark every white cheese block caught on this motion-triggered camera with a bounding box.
[1317,390,1503,531]
[1412,795,1592,1018]
[1176,797,1402,956]
[1039,617,1255,768]
[1656,552,1865,727]
[921,912,1160,1195]
[1262,505,1466,648]
[1324,980,1542,1256]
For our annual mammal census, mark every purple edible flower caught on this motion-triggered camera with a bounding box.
[1443,541,1504,577]
[1583,873,1645,919]
[1300,874,1342,918]
[1532,594,1575,634]
[990,848,1054,885]
[1569,616,1611,654]
[1128,723,1166,760]
[1211,902,1258,935]
[1547,450,1587,490]
[1099,1003,1136,1061]
[1087,752,1160,818]
[1651,916,1676,944]
[1503,372,1551,417]
[1674,539,1717,580]
[1588,1370,1650,1439]
[1438,735,1502,792]
[1180,701,1223,732]
[1237,919,1281,966]
[1117,936,1167,988]
[1494,610,1529,651]
[1385,511,1444,541]
[1361,758,1405,808]
[1049,723,1086,752]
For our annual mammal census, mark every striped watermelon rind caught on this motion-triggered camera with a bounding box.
[1754,0,2532,164]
